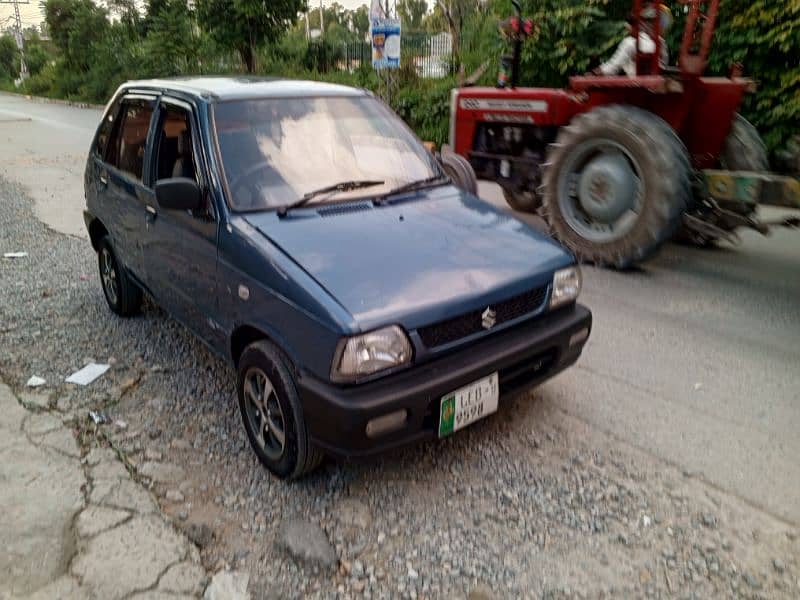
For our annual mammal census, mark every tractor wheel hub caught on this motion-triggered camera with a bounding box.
[577,153,636,222]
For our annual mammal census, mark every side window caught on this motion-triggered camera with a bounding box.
[155,105,197,183]
[95,99,121,158]
[107,100,154,182]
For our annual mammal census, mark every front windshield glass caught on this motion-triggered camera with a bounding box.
[213,95,441,211]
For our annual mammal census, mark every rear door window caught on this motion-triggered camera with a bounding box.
[94,99,121,158]
[106,100,155,183]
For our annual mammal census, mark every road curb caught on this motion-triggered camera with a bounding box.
[0,90,104,110]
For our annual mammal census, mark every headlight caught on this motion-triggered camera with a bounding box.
[331,325,412,382]
[549,266,582,309]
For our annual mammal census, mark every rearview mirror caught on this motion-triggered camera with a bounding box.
[155,177,202,211]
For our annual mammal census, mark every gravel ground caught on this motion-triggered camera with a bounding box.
[1,175,799,599]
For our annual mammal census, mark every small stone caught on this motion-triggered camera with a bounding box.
[773,559,786,573]
[144,449,163,462]
[408,567,419,579]
[166,490,185,503]
[353,580,366,593]
[203,570,250,600]
[178,511,189,521]
[701,513,716,528]
[639,569,652,584]
[353,560,365,578]
[468,584,495,600]
[743,573,761,589]
[171,438,192,451]
[377,531,386,544]
[722,540,733,551]
[275,519,336,571]
[185,523,214,549]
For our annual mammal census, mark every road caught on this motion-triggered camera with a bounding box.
[2,91,799,525]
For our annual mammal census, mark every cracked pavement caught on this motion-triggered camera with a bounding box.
[0,383,210,599]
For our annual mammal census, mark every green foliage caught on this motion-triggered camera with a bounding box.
[398,0,428,31]
[140,0,198,77]
[0,34,20,81]
[393,77,456,146]
[671,0,800,158]
[195,0,303,72]
[23,32,53,77]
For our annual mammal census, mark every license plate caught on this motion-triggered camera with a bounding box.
[438,372,499,437]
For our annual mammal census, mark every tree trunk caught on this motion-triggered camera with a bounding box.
[238,44,255,73]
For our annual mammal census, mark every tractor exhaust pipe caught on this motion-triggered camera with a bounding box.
[511,0,522,88]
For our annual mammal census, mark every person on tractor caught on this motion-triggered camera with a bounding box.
[593,4,671,76]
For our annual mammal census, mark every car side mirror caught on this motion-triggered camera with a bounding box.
[155,177,202,211]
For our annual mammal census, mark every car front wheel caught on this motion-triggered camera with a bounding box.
[236,340,323,479]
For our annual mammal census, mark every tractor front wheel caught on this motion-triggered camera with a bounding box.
[502,186,541,213]
[540,105,690,268]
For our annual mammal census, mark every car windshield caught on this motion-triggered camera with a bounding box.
[213,95,442,212]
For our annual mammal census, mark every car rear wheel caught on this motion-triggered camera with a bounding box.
[98,236,142,316]
[237,340,323,479]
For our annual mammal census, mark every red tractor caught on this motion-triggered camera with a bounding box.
[447,0,799,267]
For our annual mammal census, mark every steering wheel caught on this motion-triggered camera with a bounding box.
[229,162,275,194]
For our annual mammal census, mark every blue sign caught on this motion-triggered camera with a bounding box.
[371,18,401,70]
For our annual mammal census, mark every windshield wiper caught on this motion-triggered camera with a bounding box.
[374,174,450,204]
[277,179,385,217]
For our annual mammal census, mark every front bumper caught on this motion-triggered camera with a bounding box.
[297,304,592,457]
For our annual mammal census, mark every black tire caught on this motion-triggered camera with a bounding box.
[237,340,323,479]
[720,114,769,171]
[502,186,541,213]
[440,145,478,195]
[98,236,142,316]
[678,114,768,245]
[540,105,691,268]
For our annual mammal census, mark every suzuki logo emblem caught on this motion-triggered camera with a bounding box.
[481,307,496,330]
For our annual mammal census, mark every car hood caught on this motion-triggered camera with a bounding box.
[243,186,573,331]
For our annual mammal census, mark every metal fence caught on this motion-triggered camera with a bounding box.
[338,32,453,78]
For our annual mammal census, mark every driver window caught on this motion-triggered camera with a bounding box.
[155,105,196,183]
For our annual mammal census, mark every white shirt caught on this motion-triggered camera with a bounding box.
[598,32,668,76]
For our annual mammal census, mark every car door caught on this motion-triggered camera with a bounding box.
[97,94,158,281]
[143,97,220,345]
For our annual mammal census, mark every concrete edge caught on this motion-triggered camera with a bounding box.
[0,90,104,110]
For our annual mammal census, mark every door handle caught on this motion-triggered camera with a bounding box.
[145,205,157,221]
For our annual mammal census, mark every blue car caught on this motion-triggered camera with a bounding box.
[83,77,591,478]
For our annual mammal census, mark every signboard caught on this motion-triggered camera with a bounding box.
[371,18,401,70]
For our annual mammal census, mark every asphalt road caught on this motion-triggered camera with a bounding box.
[2,91,798,525]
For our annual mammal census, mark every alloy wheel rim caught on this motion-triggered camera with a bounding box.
[243,367,286,461]
[100,248,118,306]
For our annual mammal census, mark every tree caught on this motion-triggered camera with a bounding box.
[434,0,480,63]
[141,0,198,77]
[43,0,109,72]
[351,4,370,39]
[0,34,20,81]
[398,0,428,31]
[195,0,304,72]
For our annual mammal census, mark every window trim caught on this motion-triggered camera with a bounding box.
[105,94,158,184]
[151,96,215,221]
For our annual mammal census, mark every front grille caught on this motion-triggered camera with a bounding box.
[417,285,549,348]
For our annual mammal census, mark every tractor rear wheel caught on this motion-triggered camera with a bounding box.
[678,114,768,246]
[540,105,690,268]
